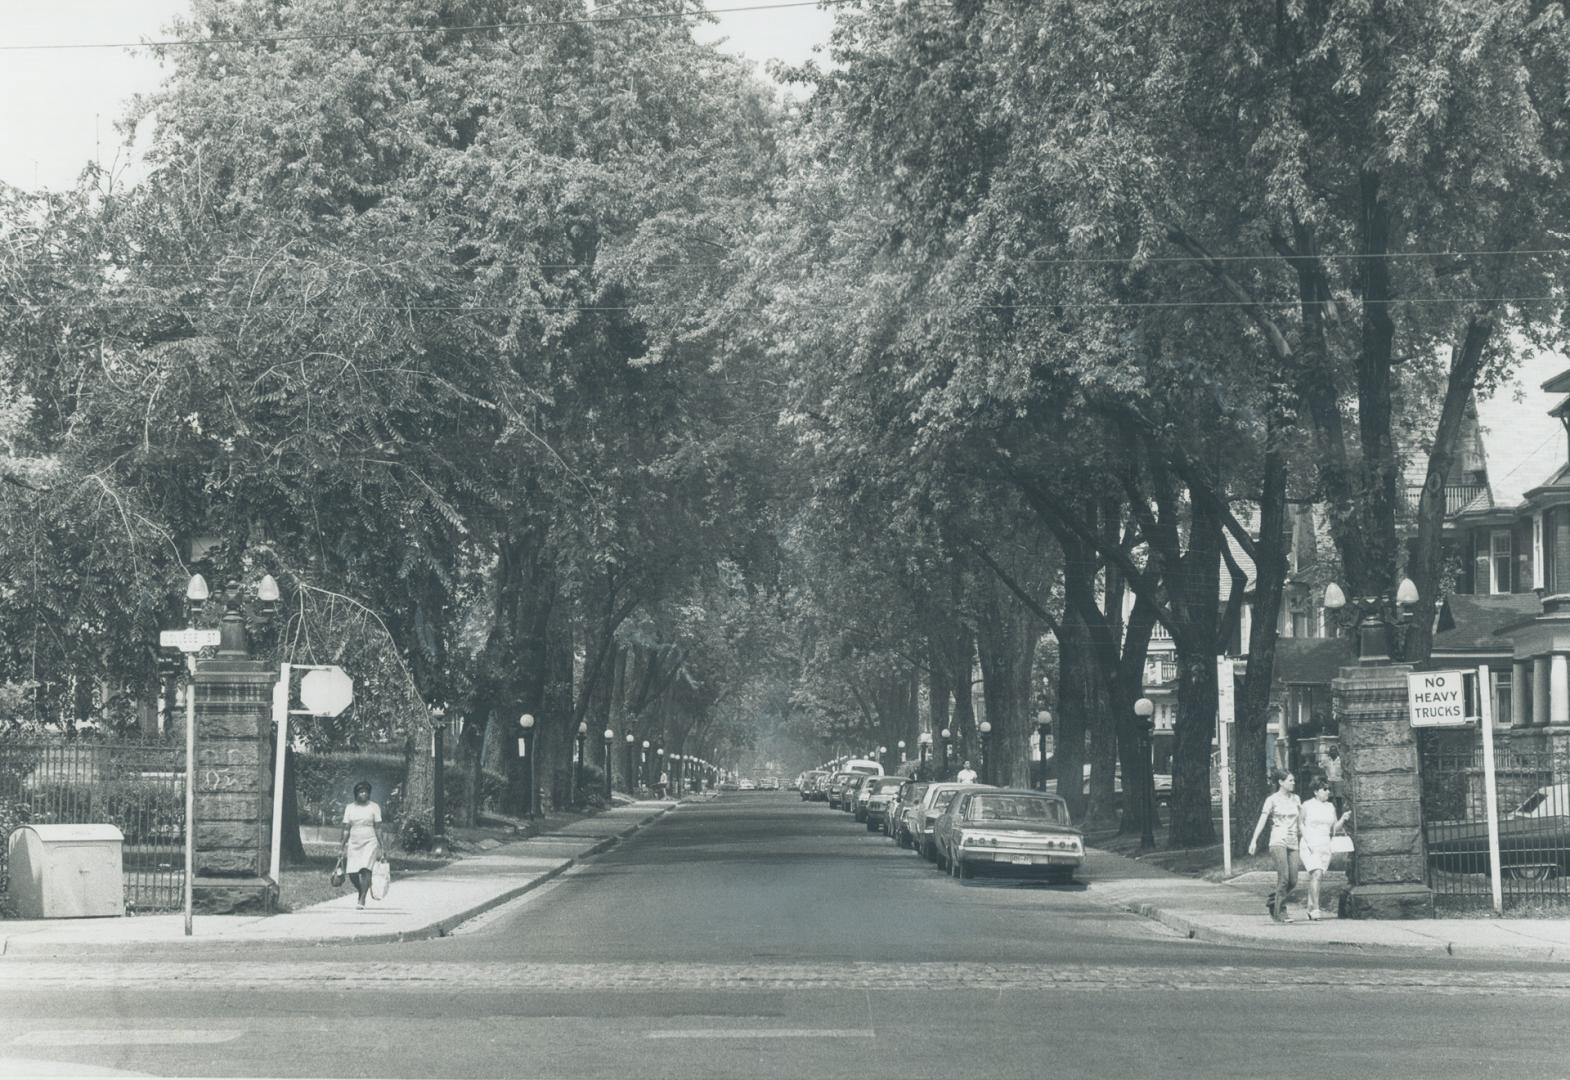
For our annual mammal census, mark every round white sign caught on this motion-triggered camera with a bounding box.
[300,667,355,717]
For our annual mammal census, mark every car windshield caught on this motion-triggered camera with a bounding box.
[932,790,957,812]
[905,784,928,803]
[850,765,880,775]
[874,778,903,793]
[965,795,1065,824]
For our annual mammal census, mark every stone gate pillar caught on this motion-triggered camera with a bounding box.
[192,656,279,914]
[1332,662,1435,919]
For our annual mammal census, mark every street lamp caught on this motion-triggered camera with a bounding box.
[1035,709,1052,792]
[624,733,635,793]
[897,739,906,764]
[602,729,615,800]
[1134,697,1155,851]
[672,753,683,796]
[878,745,888,770]
[431,706,449,857]
[519,713,537,817]
[1323,578,1420,664]
[641,740,650,791]
[978,721,993,785]
[574,721,589,806]
[939,728,953,780]
[918,731,933,774]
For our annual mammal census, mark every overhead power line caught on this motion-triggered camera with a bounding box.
[0,0,858,52]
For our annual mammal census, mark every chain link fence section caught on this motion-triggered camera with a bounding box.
[0,735,186,915]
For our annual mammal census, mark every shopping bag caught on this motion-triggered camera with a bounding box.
[370,857,392,901]
[329,857,346,888]
[1330,835,1355,854]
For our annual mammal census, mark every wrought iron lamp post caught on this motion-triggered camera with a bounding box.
[574,721,588,806]
[939,728,953,780]
[602,729,615,800]
[1035,710,1052,792]
[978,721,993,785]
[641,740,650,790]
[519,713,537,818]
[1323,578,1420,664]
[624,733,635,793]
[897,739,906,764]
[1134,697,1155,851]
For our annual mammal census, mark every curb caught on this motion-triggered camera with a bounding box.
[1106,897,1570,965]
[0,806,677,956]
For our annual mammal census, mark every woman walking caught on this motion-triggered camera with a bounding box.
[1247,769,1302,923]
[340,780,389,909]
[1299,776,1352,921]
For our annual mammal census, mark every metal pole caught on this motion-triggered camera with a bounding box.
[268,663,291,889]
[1037,728,1048,792]
[433,725,447,852]
[527,731,537,817]
[1478,664,1504,915]
[603,740,613,800]
[184,653,196,937]
[1140,725,1156,851]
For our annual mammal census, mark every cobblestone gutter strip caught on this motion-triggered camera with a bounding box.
[3,960,1569,996]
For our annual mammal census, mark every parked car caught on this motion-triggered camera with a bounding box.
[1427,782,1570,878]
[801,771,828,801]
[848,774,877,818]
[910,783,981,860]
[719,779,738,791]
[826,771,859,809]
[862,776,907,832]
[738,778,756,791]
[786,776,801,791]
[890,781,930,847]
[760,777,781,791]
[932,788,1084,883]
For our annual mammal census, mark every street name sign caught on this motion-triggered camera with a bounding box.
[1407,670,1471,727]
[159,628,221,653]
[299,666,354,717]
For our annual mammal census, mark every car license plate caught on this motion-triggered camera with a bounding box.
[1011,855,1071,865]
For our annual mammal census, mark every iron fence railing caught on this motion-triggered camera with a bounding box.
[0,735,185,915]
[1418,731,1568,909]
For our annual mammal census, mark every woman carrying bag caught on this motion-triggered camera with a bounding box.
[339,780,391,909]
[1299,776,1353,921]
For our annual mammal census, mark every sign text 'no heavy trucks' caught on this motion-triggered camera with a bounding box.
[1407,670,1472,728]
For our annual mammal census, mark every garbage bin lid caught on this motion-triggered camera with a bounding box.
[8,824,124,843]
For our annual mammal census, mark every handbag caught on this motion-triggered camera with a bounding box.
[329,857,346,888]
[1330,834,1355,854]
[370,857,392,901]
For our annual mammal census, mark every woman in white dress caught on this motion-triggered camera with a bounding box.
[1299,776,1352,921]
[340,780,389,908]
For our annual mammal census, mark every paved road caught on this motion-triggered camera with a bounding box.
[3,793,1569,1078]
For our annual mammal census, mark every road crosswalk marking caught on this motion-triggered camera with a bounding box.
[13,1030,245,1047]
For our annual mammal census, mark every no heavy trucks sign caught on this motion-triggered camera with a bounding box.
[1407,670,1472,728]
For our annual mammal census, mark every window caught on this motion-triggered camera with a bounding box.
[1534,513,1546,590]
[1494,668,1513,726]
[1291,609,1310,638]
[1491,529,1513,594]
[1547,510,1559,593]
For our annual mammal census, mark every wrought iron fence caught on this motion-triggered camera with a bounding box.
[1418,731,1569,910]
[0,735,185,915]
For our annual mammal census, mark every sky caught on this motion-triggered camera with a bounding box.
[0,1,836,191]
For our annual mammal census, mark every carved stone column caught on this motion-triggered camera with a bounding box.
[1333,662,1434,919]
[192,658,279,914]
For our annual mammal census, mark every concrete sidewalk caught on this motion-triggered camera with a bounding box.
[0,797,705,956]
[1084,845,1570,963]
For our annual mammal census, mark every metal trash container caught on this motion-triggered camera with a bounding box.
[6,824,125,918]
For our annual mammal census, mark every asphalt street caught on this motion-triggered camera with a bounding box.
[3,793,1569,1079]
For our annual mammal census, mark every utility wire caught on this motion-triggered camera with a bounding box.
[0,0,859,52]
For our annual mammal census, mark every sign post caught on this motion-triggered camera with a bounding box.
[268,663,292,890]
[1477,665,1504,915]
[1216,657,1235,878]
[159,626,220,937]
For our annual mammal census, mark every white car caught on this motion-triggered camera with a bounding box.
[759,777,781,791]
[738,778,756,790]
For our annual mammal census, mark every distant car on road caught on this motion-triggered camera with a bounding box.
[801,771,828,801]
[786,776,801,791]
[738,778,757,791]
[826,771,863,809]
[933,788,1084,883]
[759,777,780,791]
[719,779,738,791]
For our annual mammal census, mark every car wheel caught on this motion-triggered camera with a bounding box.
[865,820,878,832]
[958,857,974,881]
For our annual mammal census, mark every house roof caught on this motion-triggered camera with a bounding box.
[1270,637,1354,689]
[1475,350,1567,510]
[1431,592,1542,653]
